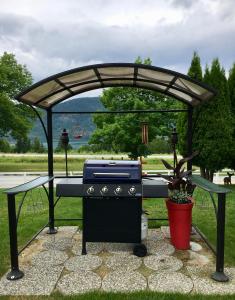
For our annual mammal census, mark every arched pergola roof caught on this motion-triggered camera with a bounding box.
[16,63,216,109]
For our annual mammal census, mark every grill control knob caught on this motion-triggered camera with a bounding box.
[87,186,95,195]
[115,186,122,194]
[129,186,136,195]
[101,186,108,194]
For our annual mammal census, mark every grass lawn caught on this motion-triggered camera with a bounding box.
[0,185,234,299]
[0,155,176,172]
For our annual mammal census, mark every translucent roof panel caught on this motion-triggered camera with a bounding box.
[136,81,167,91]
[98,67,134,79]
[70,82,102,93]
[16,63,216,109]
[59,69,97,87]
[21,81,62,104]
[137,68,174,84]
[102,79,134,86]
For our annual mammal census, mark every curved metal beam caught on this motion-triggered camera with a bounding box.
[16,191,28,226]
[29,105,48,143]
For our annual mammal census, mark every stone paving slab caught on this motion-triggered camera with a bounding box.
[144,255,183,272]
[145,240,175,256]
[187,250,211,266]
[43,237,74,251]
[0,266,63,296]
[105,254,142,271]
[57,270,101,295]
[37,226,79,240]
[31,250,68,266]
[72,241,105,255]
[191,268,235,295]
[146,228,164,241]
[148,272,194,293]
[65,254,102,271]
[104,242,133,254]
[102,270,147,292]
[0,226,234,296]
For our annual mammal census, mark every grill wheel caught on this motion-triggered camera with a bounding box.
[133,244,147,257]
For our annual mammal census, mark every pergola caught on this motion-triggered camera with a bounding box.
[5,63,230,282]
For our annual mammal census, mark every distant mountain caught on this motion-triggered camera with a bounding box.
[29,97,104,148]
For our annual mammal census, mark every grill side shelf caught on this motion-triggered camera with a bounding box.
[56,177,168,198]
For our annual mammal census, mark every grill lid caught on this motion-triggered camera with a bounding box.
[83,160,142,183]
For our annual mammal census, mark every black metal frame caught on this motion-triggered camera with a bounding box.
[5,63,229,283]
[4,176,53,280]
[47,108,57,234]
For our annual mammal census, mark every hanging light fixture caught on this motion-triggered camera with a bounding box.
[60,129,69,176]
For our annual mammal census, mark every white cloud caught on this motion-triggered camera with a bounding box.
[0,0,234,94]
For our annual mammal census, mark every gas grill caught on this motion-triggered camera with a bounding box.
[56,159,168,256]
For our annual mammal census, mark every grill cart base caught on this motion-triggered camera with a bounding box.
[82,196,143,256]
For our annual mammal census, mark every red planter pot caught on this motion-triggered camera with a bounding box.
[166,199,194,250]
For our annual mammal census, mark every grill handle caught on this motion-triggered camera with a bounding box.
[93,172,131,178]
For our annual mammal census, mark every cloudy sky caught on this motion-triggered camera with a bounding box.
[0,0,235,95]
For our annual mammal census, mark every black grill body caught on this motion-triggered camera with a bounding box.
[56,160,169,256]
[82,160,143,254]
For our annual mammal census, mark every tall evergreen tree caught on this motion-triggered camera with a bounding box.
[227,63,235,169]
[195,59,233,180]
[178,54,233,181]
[177,52,203,157]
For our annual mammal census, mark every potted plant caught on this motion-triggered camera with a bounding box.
[161,152,198,250]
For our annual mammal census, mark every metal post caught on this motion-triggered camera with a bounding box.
[65,146,68,177]
[211,193,229,282]
[6,194,24,280]
[47,108,57,234]
[82,197,87,255]
[187,105,193,171]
